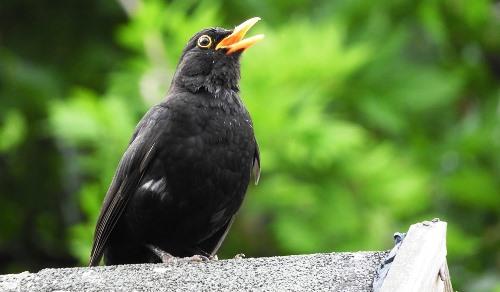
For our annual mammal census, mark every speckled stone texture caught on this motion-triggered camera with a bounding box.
[0,251,387,292]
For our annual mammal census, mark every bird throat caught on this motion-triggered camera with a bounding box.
[171,56,241,100]
[203,69,240,100]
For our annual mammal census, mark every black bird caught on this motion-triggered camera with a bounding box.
[89,17,263,266]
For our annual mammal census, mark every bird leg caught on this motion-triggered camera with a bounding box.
[146,244,176,263]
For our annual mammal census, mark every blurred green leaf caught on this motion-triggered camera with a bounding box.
[0,110,26,152]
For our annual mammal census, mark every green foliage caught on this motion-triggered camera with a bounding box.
[0,110,26,152]
[1,0,498,290]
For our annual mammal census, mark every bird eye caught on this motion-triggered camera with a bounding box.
[197,35,212,49]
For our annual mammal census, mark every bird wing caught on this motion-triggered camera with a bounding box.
[253,139,261,185]
[88,106,164,266]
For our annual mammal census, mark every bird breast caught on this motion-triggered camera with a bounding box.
[162,99,254,199]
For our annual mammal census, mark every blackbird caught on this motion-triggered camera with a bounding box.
[89,17,263,266]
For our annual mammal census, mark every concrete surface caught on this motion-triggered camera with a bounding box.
[0,251,387,292]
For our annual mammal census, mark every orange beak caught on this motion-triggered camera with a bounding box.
[216,17,265,55]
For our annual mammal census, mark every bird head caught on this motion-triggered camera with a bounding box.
[170,17,264,98]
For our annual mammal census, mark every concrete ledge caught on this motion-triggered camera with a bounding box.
[0,251,387,291]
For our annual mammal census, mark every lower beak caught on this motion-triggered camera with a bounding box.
[216,17,265,55]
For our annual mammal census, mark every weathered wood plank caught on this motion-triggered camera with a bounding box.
[380,219,453,292]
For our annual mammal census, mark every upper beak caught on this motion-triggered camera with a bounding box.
[216,17,265,55]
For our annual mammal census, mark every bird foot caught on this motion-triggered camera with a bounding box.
[209,254,219,261]
[180,254,210,262]
[233,253,245,259]
[147,244,215,263]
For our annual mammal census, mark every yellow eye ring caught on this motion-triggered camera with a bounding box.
[197,35,212,48]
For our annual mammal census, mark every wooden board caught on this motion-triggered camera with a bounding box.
[380,220,453,292]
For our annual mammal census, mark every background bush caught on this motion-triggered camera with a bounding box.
[0,0,498,290]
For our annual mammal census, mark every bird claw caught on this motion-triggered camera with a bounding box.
[233,253,245,259]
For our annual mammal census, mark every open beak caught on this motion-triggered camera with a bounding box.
[216,17,265,55]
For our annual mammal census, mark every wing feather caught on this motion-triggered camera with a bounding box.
[252,139,261,185]
[88,106,165,266]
